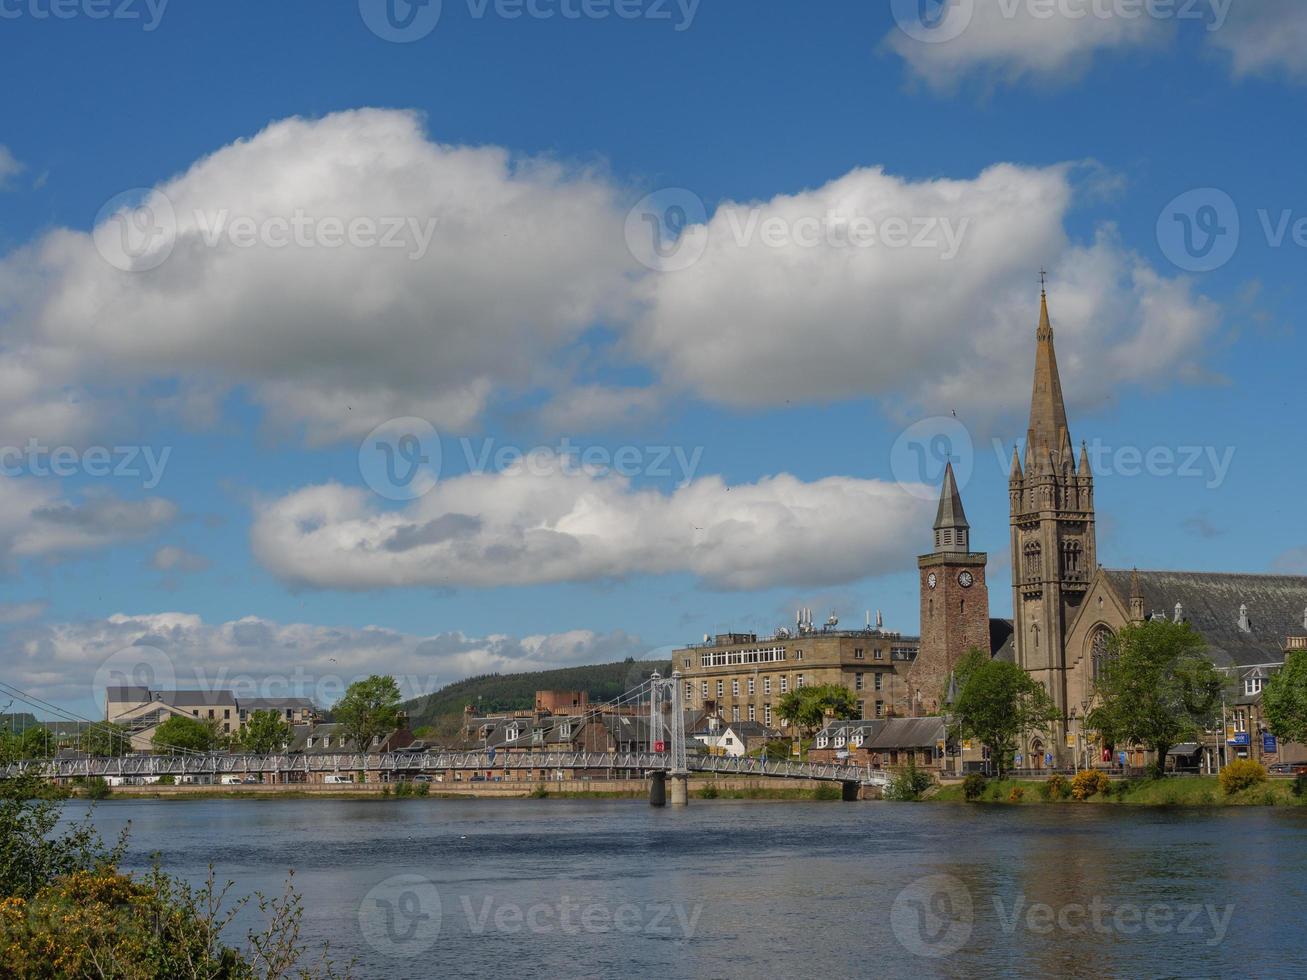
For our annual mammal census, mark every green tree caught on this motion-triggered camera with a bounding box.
[1262,649,1307,744]
[78,722,132,758]
[12,726,55,760]
[240,710,295,754]
[334,675,402,755]
[777,684,859,737]
[151,715,218,754]
[1086,619,1224,778]
[952,648,1060,777]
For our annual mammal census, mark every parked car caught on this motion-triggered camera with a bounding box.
[1269,762,1307,775]
[323,774,354,784]
[242,775,259,784]
[411,775,432,783]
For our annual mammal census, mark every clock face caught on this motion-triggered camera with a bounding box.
[958,571,974,588]
[927,573,937,590]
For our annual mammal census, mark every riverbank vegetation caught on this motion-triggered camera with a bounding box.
[0,774,351,977]
[934,768,1307,807]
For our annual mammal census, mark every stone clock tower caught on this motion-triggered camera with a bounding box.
[914,461,991,715]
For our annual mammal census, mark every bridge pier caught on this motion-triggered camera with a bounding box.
[668,771,689,806]
[841,780,860,802]
[649,770,666,807]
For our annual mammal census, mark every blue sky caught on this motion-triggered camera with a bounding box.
[1,0,1305,716]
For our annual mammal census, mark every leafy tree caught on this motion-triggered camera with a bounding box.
[1262,649,1307,744]
[334,675,403,755]
[240,710,295,754]
[777,684,859,737]
[1086,619,1224,778]
[78,722,132,758]
[151,715,218,754]
[952,648,1060,777]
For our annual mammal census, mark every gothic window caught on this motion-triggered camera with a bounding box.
[1023,541,1042,581]
[1060,540,1082,579]
[1090,627,1113,681]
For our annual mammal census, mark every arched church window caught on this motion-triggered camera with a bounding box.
[1023,542,1042,581]
[1090,627,1113,681]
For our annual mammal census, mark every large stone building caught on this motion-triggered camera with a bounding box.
[991,288,1307,769]
[672,624,920,731]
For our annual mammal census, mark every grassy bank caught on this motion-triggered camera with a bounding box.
[931,776,1307,807]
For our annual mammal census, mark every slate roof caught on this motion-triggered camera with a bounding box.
[240,697,316,712]
[1103,569,1307,669]
[106,688,236,707]
[989,619,1015,662]
[815,717,946,749]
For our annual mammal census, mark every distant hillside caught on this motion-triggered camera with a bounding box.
[401,658,672,737]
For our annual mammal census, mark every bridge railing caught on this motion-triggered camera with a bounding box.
[3,750,891,786]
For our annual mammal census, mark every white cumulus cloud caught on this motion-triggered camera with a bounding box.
[251,455,932,592]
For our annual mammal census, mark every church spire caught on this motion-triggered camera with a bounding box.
[1027,286,1072,465]
[933,461,970,553]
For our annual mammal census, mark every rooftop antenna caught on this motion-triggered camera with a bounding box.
[877,609,884,629]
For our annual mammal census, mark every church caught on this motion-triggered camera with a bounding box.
[913,289,1307,771]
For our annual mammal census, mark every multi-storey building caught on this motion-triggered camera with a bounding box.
[671,624,920,731]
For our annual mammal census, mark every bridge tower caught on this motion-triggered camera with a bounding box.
[648,670,688,806]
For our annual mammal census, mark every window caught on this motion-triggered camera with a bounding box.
[816,734,829,748]
[874,673,883,692]
[875,700,884,719]
[731,705,740,722]
[854,647,864,660]
[716,680,724,698]
[748,705,755,722]
[780,677,788,694]
[1245,676,1264,696]
[685,681,693,699]
[208,709,215,719]
[747,678,755,695]
[560,723,571,739]
[855,673,864,691]
[834,735,846,748]
[764,705,772,726]
[796,674,805,688]
[701,681,709,698]
[224,709,230,719]
[764,678,771,695]
[851,734,863,748]
[874,648,884,660]
[732,679,740,697]
[1090,627,1113,681]
[1024,541,1042,581]
[794,650,803,661]
[1234,710,1247,733]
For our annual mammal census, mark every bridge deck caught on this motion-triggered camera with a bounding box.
[5,751,890,786]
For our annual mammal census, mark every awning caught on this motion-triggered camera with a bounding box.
[1167,743,1202,756]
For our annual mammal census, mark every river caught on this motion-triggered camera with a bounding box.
[64,798,1307,978]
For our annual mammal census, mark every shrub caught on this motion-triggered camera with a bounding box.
[393,780,413,798]
[1071,769,1111,801]
[1111,779,1131,801]
[529,784,549,799]
[1219,759,1268,796]
[812,783,842,801]
[157,774,175,786]
[1039,774,1070,801]
[1294,775,1307,798]
[81,777,111,801]
[414,782,430,797]
[1008,786,1025,803]
[380,785,391,797]
[884,759,934,801]
[962,773,987,802]
[697,783,720,799]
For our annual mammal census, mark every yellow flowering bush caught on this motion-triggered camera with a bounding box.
[1071,769,1112,800]
[1219,759,1268,796]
